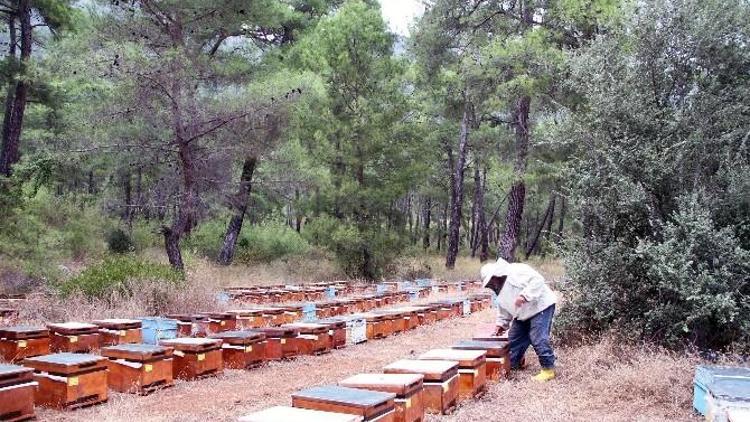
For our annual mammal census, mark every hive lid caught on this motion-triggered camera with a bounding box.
[419,348,487,367]
[47,322,98,334]
[160,337,222,352]
[238,406,363,422]
[101,343,173,361]
[209,330,266,345]
[166,313,206,322]
[226,309,266,317]
[292,385,396,409]
[339,373,423,395]
[383,359,459,382]
[317,318,347,328]
[253,327,299,338]
[283,323,328,333]
[452,340,509,357]
[0,325,48,339]
[0,362,33,387]
[92,319,142,329]
[23,352,106,374]
[257,307,285,315]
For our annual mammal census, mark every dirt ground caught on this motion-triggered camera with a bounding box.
[37,308,699,422]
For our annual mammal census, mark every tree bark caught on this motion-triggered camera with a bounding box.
[0,2,31,176]
[525,194,555,259]
[498,95,531,262]
[218,156,258,265]
[422,197,431,249]
[556,195,566,241]
[445,102,472,269]
[470,165,483,258]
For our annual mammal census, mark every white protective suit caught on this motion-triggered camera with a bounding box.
[480,258,558,330]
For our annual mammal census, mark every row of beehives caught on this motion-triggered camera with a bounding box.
[224,280,482,304]
[0,293,493,420]
[238,323,509,422]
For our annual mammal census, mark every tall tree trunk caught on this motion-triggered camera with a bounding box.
[446,102,472,269]
[0,2,31,176]
[498,95,531,262]
[422,197,431,249]
[218,156,258,265]
[470,165,483,258]
[1,15,17,173]
[294,188,302,232]
[123,172,133,228]
[525,194,555,259]
[556,195,566,241]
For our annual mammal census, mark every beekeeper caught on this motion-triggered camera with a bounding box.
[480,258,558,381]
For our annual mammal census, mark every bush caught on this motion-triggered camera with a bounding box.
[58,256,182,299]
[235,224,310,263]
[107,228,134,254]
[303,216,403,279]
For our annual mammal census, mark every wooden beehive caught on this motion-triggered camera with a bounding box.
[340,373,424,422]
[413,305,438,326]
[383,359,459,415]
[284,323,332,355]
[165,314,203,337]
[418,349,487,400]
[159,338,223,380]
[199,312,237,334]
[376,311,406,334]
[93,318,143,346]
[253,327,300,360]
[473,323,509,342]
[258,307,286,327]
[101,343,174,394]
[390,308,419,330]
[209,330,266,369]
[227,309,266,329]
[427,303,452,321]
[317,318,347,349]
[238,406,363,422]
[292,385,396,422]
[0,326,50,362]
[452,340,510,380]
[362,313,391,340]
[47,322,100,353]
[0,363,37,421]
[23,353,108,409]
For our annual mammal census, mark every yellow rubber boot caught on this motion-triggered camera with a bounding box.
[532,368,556,382]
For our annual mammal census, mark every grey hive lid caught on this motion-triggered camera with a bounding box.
[293,385,395,407]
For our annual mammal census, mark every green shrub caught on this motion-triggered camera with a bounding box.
[58,256,182,299]
[235,224,310,263]
[107,228,134,254]
[183,218,226,258]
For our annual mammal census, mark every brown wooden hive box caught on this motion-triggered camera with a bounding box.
[374,311,406,334]
[252,327,300,360]
[226,309,266,329]
[93,318,143,347]
[101,343,174,394]
[159,338,223,380]
[383,359,459,415]
[0,363,37,421]
[166,314,207,337]
[258,308,286,327]
[0,326,50,362]
[452,340,510,380]
[292,385,396,422]
[418,349,487,401]
[317,318,348,349]
[47,322,100,353]
[340,373,424,422]
[361,313,391,340]
[427,304,452,321]
[473,323,510,342]
[390,308,420,330]
[239,406,364,422]
[283,323,332,355]
[198,312,237,334]
[209,330,266,369]
[23,352,108,410]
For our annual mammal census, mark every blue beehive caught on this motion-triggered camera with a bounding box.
[325,286,336,299]
[376,284,387,294]
[302,303,318,322]
[138,317,179,345]
[694,366,750,418]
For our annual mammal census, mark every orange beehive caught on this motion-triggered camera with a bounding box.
[159,338,223,380]
[24,353,108,409]
[374,311,405,334]
[284,323,332,355]
[165,314,203,337]
[418,349,487,400]
[361,313,391,339]
[93,319,142,346]
[292,385,396,422]
[238,406,363,422]
[101,343,174,394]
[0,363,37,421]
[317,318,347,349]
[0,326,50,362]
[47,322,100,353]
[226,309,266,329]
[389,308,419,330]
[383,359,459,415]
[253,326,300,360]
[199,312,237,334]
[209,330,267,369]
[452,340,510,380]
[340,373,424,422]
[258,308,286,327]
